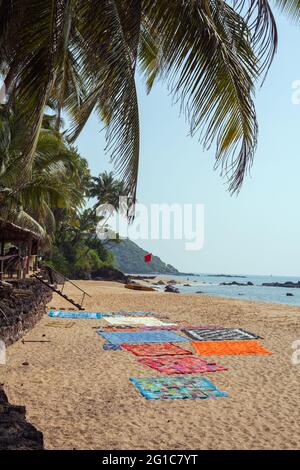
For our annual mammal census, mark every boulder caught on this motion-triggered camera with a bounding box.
[91,267,129,283]
[165,285,180,293]
[220,281,254,286]
[0,387,44,450]
[262,281,300,288]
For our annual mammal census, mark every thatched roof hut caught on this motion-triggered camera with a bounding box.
[0,219,42,243]
[0,218,41,279]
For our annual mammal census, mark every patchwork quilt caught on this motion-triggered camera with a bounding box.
[122,342,192,356]
[184,327,261,341]
[192,340,272,355]
[105,316,176,327]
[48,310,103,319]
[97,330,189,345]
[138,356,227,374]
[130,376,229,399]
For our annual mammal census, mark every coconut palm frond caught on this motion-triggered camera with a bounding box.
[141,0,259,192]
[138,27,163,94]
[68,0,141,201]
[2,1,74,176]
[9,208,46,239]
[1,0,300,196]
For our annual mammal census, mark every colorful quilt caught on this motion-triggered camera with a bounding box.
[122,342,192,356]
[103,311,170,319]
[96,330,189,345]
[97,326,142,332]
[140,324,222,331]
[116,310,157,316]
[95,324,223,332]
[185,327,261,341]
[105,316,176,327]
[102,343,122,350]
[192,339,272,355]
[138,356,227,374]
[48,310,103,319]
[130,376,229,400]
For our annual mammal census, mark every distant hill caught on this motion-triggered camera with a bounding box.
[106,239,179,274]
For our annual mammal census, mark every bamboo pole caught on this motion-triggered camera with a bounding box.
[0,240,4,280]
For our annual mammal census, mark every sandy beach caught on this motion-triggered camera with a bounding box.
[1,280,300,450]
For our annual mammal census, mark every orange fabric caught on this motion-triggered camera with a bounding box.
[192,340,272,356]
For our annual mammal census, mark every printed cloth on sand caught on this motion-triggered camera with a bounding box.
[192,340,272,355]
[121,342,192,356]
[104,316,176,327]
[129,376,229,399]
[97,330,189,345]
[138,356,227,374]
[185,327,261,341]
[48,310,103,319]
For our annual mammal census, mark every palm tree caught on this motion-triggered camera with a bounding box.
[0,106,89,239]
[0,1,298,200]
[89,171,126,210]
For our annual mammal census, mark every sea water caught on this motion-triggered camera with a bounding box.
[154,273,300,306]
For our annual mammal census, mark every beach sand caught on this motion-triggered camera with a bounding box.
[1,280,300,450]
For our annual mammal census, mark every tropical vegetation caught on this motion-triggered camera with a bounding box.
[0,101,126,277]
[1,0,299,203]
[107,238,179,274]
[1,1,300,277]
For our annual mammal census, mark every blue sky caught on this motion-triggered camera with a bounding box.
[76,13,300,276]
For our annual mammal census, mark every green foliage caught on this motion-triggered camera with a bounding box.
[0,105,89,238]
[44,174,125,279]
[1,1,294,198]
[48,236,116,279]
[107,238,178,274]
[0,103,123,279]
[46,246,70,276]
[74,245,101,272]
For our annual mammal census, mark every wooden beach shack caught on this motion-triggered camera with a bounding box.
[0,218,41,280]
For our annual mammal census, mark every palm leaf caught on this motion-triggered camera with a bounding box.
[141,0,259,192]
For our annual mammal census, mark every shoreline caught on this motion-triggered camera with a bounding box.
[131,275,300,308]
[1,280,300,450]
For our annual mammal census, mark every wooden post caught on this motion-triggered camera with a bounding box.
[0,240,4,280]
[17,242,22,279]
[27,235,32,276]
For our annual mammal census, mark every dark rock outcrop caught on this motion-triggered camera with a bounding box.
[262,281,300,288]
[0,387,44,450]
[164,285,180,293]
[129,275,156,280]
[91,267,129,283]
[220,281,254,286]
[0,279,52,346]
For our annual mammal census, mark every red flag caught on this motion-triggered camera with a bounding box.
[144,253,152,264]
